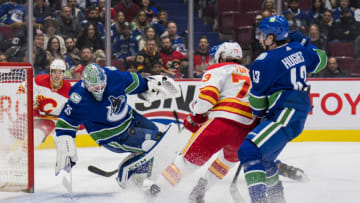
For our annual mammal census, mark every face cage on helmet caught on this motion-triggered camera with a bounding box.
[85,81,106,101]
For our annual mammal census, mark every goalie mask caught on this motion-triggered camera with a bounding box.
[81,63,107,101]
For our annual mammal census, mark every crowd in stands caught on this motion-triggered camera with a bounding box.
[0,0,359,78]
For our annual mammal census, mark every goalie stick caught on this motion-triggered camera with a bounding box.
[230,163,245,203]
[88,111,184,178]
[62,157,74,199]
[88,165,118,177]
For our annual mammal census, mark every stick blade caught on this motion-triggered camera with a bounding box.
[88,165,118,177]
[230,183,245,203]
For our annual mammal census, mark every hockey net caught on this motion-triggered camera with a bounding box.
[0,63,34,192]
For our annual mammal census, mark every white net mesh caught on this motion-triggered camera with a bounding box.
[0,68,30,192]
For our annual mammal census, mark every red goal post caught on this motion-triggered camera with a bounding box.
[0,63,34,192]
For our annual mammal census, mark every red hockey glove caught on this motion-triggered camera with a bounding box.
[183,113,208,133]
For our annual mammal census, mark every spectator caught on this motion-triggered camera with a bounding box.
[285,12,305,32]
[66,0,85,22]
[308,23,328,51]
[76,23,105,53]
[81,6,105,39]
[318,57,349,77]
[151,10,168,37]
[0,52,7,62]
[34,0,52,24]
[262,0,275,11]
[324,0,337,10]
[150,61,163,75]
[115,0,140,22]
[135,39,163,75]
[111,11,128,42]
[333,0,353,22]
[131,10,150,41]
[306,0,326,22]
[4,26,26,62]
[314,9,333,40]
[43,19,66,55]
[64,36,80,70]
[97,0,117,23]
[56,5,82,38]
[71,46,93,79]
[329,8,360,42]
[193,36,209,78]
[159,36,187,78]
[0,0,26,25]
[123,60,137,72]
[138,26,160,51]
[112,22,138,62]
[283,0,309,31]
[139,0,157,23]
[33,30,49,75]
[46,36,64,64]
[167,21,187,55]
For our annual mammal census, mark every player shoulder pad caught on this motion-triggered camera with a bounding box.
[254,52,268,61]
[103,66,118,71]
[34,74,51,87]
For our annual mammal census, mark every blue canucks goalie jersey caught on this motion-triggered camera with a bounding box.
[55,67,148,145]
[249,42,327,117]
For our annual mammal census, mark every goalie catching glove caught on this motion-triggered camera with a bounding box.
[183,113,208,133]
[141,75,181,102]
[55,135,78,176]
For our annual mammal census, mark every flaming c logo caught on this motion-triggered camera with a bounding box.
[36,95,58,114]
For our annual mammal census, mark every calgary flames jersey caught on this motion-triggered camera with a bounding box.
[33,74,72,117]
[191,62,257,126]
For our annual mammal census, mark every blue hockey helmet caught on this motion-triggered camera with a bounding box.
[81,63,107,101]
[259,15,289,41]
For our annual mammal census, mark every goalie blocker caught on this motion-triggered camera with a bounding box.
[116,123,191,189]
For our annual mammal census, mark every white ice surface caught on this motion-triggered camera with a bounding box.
[1,142,360,203]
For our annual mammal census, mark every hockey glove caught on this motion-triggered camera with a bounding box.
[55,135,78,176]
[288,30,310,46]
[183,113,208,133]
[141,75,181,102]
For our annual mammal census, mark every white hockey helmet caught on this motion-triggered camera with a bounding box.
[214,42,243,63]
[50,58,67,72]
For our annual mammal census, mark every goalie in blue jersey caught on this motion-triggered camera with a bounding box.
[237,15,327,203]
[54,63,181,188]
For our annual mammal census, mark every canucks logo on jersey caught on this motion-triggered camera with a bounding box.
[106,95,128,122]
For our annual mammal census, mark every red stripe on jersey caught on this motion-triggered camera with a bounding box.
[198,86,219,105]
[213,99,253,119]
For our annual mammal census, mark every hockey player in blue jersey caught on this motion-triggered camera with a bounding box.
[54,63,181,189]
[237,15,327,203]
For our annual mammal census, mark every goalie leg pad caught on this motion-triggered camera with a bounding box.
[116,123,191,188]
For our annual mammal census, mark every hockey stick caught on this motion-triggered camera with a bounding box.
[230,163,245,203]
[88,165,118,177]
[172,110,182,131]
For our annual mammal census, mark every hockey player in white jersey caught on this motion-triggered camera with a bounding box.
[146,42,258,202]
[32,58,72,147]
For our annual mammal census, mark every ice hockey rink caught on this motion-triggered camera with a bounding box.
[0,141,359,203]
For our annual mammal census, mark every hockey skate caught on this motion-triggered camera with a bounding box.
[188,177,208,203]
[276,160,308,182]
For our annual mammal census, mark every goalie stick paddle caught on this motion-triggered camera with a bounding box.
[230,163,245,203]
[63,157,73,199]
[88,165,118,177]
